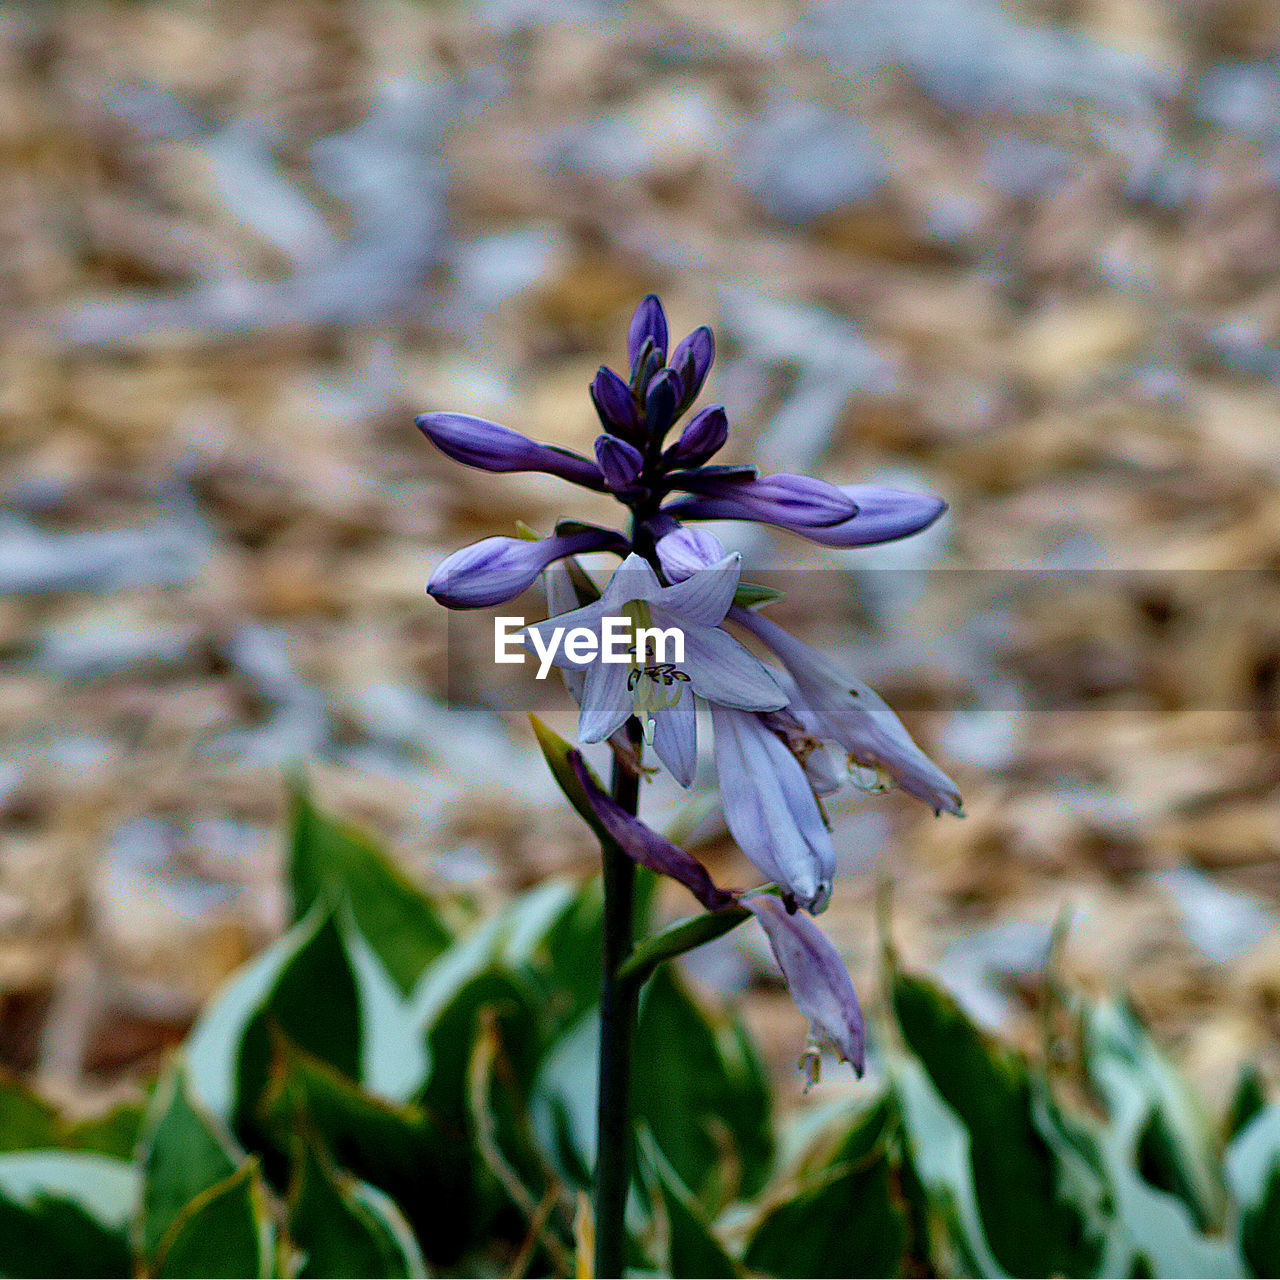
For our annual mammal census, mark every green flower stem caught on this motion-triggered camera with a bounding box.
[594,718,643,1279]
[617,904,751,993]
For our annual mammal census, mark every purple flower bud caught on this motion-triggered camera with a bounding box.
[627,293,669,371]
[590,366,639,437]
[670,325,714,408]
[666,473,857,528]
[417,413,605,490]
[711,704,835,914]
[644,368,682,439]
[744,895,865,1084]
[595,434,645,491]
[632,346,665,399]
[663,405,728,467]
[643,510,681,542]
[427,528,627,609]
[655,526,727,583]
[570,753,732,910]
[791,486,947,548]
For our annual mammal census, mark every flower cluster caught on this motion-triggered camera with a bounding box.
[418,295,961,1083]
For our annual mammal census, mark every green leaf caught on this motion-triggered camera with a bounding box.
[0,1194,134,1278]
[1100,1155,1243,1277]
[1046,1077,1242,1279]
[288,1138,424,1278]
[0,1151,138,1278]
[235,909,362,1148]
[138,1064,242,1257]
[0,1150,137,1228]
[0,1073,60,1152]
[466,1011,574,1276]
[1226,1104,1280,1276]
[632,966,772,1207]
[418,968,542,1122]
[887,1053,1004,1277]
[731,582,782,610]
[287,780,451,995]
[187,927,305,1122]
[531,1008,599,1187]
[188,907,423,1128]
[152,1162,276,1279]
[892,969,1098,1277]
[826,1092,896,1168]
[1226,1063,1267,1141]
[1083,999,1227,1232]
[743,1153,908,1279]
[64,1102,146,1159]
[345,925,431,1102]
[260,1036,468,1266]
[639,1129,743,1279]
[535,880,604,1032]
[1026,1083,1127,1275]
[1241,1165,1280,1277]
[0,1072,145,1160]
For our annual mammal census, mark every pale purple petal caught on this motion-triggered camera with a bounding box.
[710,705,835,913]
[520,598,614,667]
[733,608,963,815]
[428,529,624,609]
[744,895,865,1081]
[543,561,586,701]
[416,413,605,489]
[598,553,665,610]
[655,526,727,583]
[578,659,632,742]
[651,690,698,787]
[650,552,740,625]
[664,485,947,548]
[761,690,843,796]
[570,753,731,910]
[675,622,788,712]
[545,558,587,617]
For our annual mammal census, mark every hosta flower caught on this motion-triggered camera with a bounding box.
[521,553,786,786]
[732,606,963,816]
[710,704,835,914]
[420,290,960,931]
[744,895,865,1085]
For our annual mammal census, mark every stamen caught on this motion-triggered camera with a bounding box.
[628,664,690,737]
